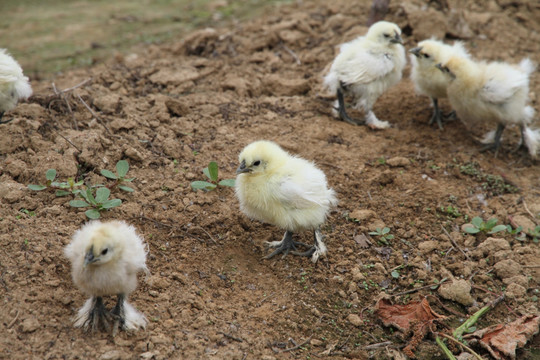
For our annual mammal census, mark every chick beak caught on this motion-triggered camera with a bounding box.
[435,63,444,71]
[236,160,252,174]
[409,47,422,57]
[390,34,403,44]
[83,250,96,267]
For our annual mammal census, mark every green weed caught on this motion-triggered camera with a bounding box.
[368,227,394,245]
[191,161,235,191]
[463,217,506,235]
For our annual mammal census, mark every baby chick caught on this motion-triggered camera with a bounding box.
[65,220,149,332]
[235,141,337,263]
[323,21,406,129]
[437,56,539,157]
[409,39,469,129]
[0,49,32,124]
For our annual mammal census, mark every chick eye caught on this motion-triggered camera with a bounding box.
[423,53,430,58]
[383,34,390,38]
[101,248,108,255]
[253,160,261,166]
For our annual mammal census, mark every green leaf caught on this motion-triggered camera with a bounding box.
[386,234,395,240]
[382,227,390,235]
[74,180,84,187]
[391,270,400,279]
[203,167,211,181]
[218,179,236,187]
[368,231,379,236]
[118,185,134,192]
[69,200,90,208]
[471,216,483,228]
[28,184,47,191]
[191,181,216,191]
[95,187,111,203]
[85,188,97,205]
[55,190,71,197]
[101,199,122,209]
[116,160,129,178]
[45,169,57,181]
[488,225,507,234]
[122,177,135,182]
[57,182,71,189]
[485,218,498,229]
[100,169,118,180]
[464,225,480,234]
[208,161,219,182]
[85,209,101,219]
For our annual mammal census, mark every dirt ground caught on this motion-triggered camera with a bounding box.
[1,0,540,359]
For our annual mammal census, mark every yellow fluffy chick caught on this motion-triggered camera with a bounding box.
[409,39,469,129]
[437,56,539,157]
[0,49,32,124]
[235,141,338,263]
[323,21,406,129]
[65,220,149,332]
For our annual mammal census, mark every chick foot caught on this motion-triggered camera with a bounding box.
[265,231,310,259]
[336,89,364,126]
[291,228,327,263]
[428,98,444,130]
[365,111,390,129]
[0,111,12,124]
[111,294,126,336]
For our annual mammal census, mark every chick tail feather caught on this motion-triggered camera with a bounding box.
[523,126,540,159]
[519,58,536,76]
[123,301,147,330]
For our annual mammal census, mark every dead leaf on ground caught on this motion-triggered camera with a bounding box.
[353,233,371,248]
[375,297,446,358]
[466,315,540,360]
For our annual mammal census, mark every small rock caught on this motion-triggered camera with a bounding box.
[99,350,129,360]
[386,156,410,167]
[438,279,474,306]
[349,209,376,221]
[505,283,526,299]
[165,98,189,117]
[347,314,363,327]
[494,259,522,279]
[310,338,324,346]
[124,147,144,162]
[371,170,395,185]
[150,334,171,345]
[21,317,40,333]
[94,94,121,114]
[149,275,171,290]
[140,351,160,360]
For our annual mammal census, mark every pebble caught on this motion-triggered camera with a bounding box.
[21,317,40,333]
[438,279,474,306]
[347,314,362,327]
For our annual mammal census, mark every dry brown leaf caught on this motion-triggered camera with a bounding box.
[375,297,446,358]
[353,233,371,248]
[466,315,540,360]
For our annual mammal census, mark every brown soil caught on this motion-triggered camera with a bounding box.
[1,1,540,359]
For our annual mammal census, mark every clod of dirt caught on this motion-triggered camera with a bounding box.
[263,74,310,96]
[502,275,529,288]
[99,350,130,360]
[370,170,395,185]
[494,259,522,279]
[511,215,537,235]
[21,317,40,333]
[165,98,190,117]
[0,178,26,204]
[475,237,511,257]
[418,240,439,254]
[347,313,363,327]
[438,279,474,306]
[94,93,121,114]
[349,209,376,221]
[505,283,527,300]
[386,156,410,167]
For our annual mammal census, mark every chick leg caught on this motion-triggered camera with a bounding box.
[87,296,114,332]
[265,231,310,259]
[512,125,527,153]
[480,123,505,156]
[111,294,126,329]
[365,110,390,129]
[336,88,364,126]
[429,98,444,130]
[291,228,327,263]
[0,111,11,125]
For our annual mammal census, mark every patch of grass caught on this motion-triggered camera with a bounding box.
[368,227,394,245]
[463,217,506,235]
[459,162,518,196]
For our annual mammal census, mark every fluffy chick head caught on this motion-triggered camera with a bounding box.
[366,21,403,45]
[82,224,123,267]
[236,140,289,176]
[436,56,469,80]
[409,40,443,64]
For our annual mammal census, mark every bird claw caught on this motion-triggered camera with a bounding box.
[263,239,310,259]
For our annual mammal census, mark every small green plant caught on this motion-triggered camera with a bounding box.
[100,160,135,192]
[368,227,394,245]
[191,161,235,191]
[506,224,526,241]
[28,160,133,219]
[439,205,462,218]
[463,217,507,235]
[529,225,540,244]
[69,187,122,219]
[459,162,518,195]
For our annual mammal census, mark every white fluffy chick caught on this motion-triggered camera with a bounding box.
[65,220,149,332]
[409,39,469,129]
[235,141,338,263]
[0,49,32,124]
[437,56,539,157]
[323,21,406,129]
